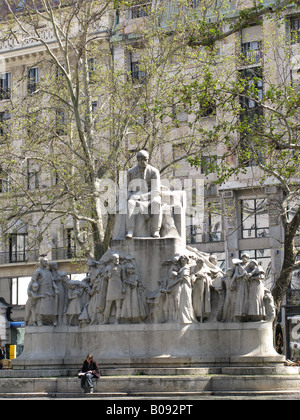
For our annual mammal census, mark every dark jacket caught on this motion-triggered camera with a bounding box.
[79,359,100,378]
[0,348,6,360]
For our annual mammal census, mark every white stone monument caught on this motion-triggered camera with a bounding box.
[14,151,284,370]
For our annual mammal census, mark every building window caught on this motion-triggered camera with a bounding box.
[56,64,66,79]
[56,109,68,136]
[66,228,76,258]
[0,73,11,100]
[0,169,10,193]
[9,234,28,263]
[290,68,300,88]
[171,102,188,123]
[128,1,151,19]
[88,58,97,83]
[291,17,300,44]
[200,155,218,174]
[240,67,263,115]
[27,67,39,94]
[27,160,39,190]
[0,111,11,138]
[241,198,269,239]
[239,67,263,166]
[198,98,216,118]
[12,276,31,305]
[130,60,146,83]
[242,41,262,64]
[27,170,39,190]
[208,203,222,242]
[16,0,26,12]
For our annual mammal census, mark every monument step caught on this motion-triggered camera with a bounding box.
[0,374,300,395]
[1,365,299,378]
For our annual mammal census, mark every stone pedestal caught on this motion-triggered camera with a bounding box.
[111,237,184,292]
[13,322,284,370]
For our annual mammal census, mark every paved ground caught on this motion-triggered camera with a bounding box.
[1,391,300,400]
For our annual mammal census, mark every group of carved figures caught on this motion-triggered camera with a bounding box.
[219,253,275,322]
[25,251,275,327]
[25,254,148,327]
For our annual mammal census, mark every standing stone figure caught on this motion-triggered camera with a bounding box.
[28,256,59,326]
[25,282,44,326]
[263,288,276,322]
[172,255,197,323]
[121,263,147,323]
[191,258,212,322]
[161,270,178,322]
[126,150,161,238]
[221,268,236,322]
[49,261,69,325]
[66,282,83,326]
[103,253,125,324]
[86,260,102,325]
[231,253,251,321]
[247,259,266,321]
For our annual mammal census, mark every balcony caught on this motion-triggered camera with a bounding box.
[0,246,77,265]
[0,249,39,265]
[241,41,262,65]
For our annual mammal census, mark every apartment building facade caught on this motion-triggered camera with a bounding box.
[0,0,299,358]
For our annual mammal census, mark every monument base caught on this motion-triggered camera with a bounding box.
[13,322,284,370]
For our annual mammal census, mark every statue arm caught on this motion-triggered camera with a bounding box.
[27,269,41,294]
[235,264,248,278]
[151,168,161,196]
[31,269,40,283]
[53,281,60,294]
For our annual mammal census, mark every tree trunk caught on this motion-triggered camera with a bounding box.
[272,230,296,314]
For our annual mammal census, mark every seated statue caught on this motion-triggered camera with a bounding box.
[126,150,161,238]
[112,150,186,241]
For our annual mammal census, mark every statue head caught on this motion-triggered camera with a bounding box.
[111,253,120,265]
[179,255,189,267]
[31,282,39,292]
[249,259,259,269]
[196,258,204,268]
[241,252,250,263]
[39,256,48,267]
[49,261,58,270]
[136,150,149,170]
[209,255,218,265]
[126,263,135,275]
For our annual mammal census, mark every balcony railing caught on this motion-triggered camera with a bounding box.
[0,249,39,265]
[241,42,262,65]
[0,246,77,264]
[131,70,146,83]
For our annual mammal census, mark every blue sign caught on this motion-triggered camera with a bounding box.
[10,322,25,328]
